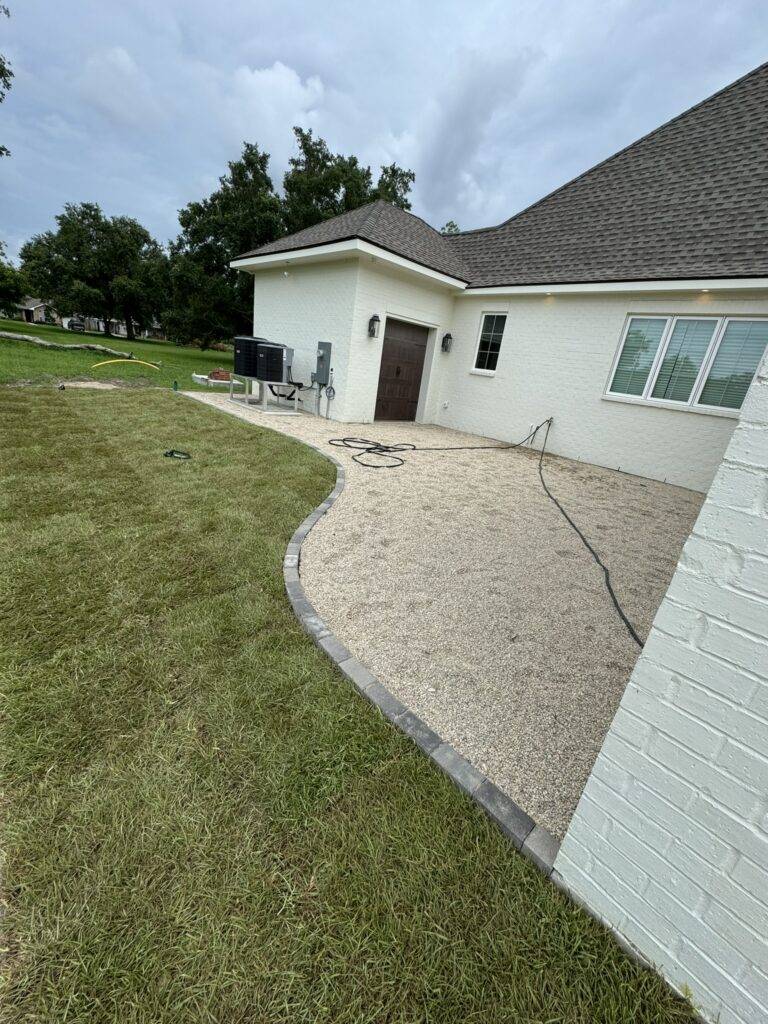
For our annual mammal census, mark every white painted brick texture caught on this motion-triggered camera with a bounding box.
[250,260,768,487]
[437,293,768,491]
[555,358,768,1024]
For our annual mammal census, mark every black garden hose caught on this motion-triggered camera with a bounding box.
[328,418,642,647]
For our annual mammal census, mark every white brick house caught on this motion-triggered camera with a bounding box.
[233,65,768,1023]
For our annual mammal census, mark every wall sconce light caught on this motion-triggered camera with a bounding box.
[441,332,453,352]
[368,314,381,338]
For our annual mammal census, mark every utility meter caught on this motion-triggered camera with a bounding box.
[311,342,332,386]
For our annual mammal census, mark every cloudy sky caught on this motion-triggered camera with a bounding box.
[1,0,766,259]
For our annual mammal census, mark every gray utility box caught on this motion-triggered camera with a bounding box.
[312,342,332,386]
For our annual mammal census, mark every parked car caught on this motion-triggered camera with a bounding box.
[67,319,85,333]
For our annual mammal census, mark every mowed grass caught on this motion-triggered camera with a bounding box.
[0,388,695,1023]
[0,318,233,390]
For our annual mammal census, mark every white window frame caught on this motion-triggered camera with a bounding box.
[603,314,768,418]
[470,311,507,376]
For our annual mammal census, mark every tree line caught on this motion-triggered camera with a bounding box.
[0,128,415,345]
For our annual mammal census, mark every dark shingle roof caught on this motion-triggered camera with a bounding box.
[237,63,768,288]
[236,201,472,282]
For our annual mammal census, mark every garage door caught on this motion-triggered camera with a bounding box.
[374,319,429,421]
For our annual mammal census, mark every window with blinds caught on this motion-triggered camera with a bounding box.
[607,315,768,413]
[609,318,667,395]
[698,320,768,410]
[474,314,507,371]
[651,319,716,403]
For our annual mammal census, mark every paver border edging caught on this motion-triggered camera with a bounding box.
[283,441,561,876]
[182,391,560,876]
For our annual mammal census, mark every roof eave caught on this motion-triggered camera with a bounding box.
[461,276,768,296]
[231,236,469,289]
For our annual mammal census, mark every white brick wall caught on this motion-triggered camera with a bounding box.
[249,257,768,488]
[437,292,768,492]
[345,260,456,422]
[555,351,768,1024]
[251,261,359,418]
[249,258,456,423]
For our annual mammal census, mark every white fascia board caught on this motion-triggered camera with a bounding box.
[354,240,468,289]
[230,238,468,290]
[461,277,768,297]
[230,239,358,270]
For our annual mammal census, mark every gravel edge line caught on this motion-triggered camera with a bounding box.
[182,392,561,873]
[284,446,561,872]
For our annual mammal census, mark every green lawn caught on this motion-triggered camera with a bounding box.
[0,388,694,1023]
[0,318,233,390]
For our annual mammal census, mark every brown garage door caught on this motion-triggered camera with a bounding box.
[374,318,429,421]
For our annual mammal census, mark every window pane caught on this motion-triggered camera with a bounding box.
[475,314,506,371]
[610,318,667,395]
[651,319,716,402]
[698,320,768,410]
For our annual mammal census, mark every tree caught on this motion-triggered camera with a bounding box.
[440,220,460,234]
[0,241,23,313]
[281,128,414,234]
[374,163,415,210]
[163,132,415,347]
[20,203,168,338]
[166,142,282,346]
[0,5,13,158]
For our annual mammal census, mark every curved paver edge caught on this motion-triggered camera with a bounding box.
[282,439,561,877]
[183,392,560,875]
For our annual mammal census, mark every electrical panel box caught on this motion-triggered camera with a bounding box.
[311,342,332,386]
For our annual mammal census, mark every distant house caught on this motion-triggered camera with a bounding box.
[16,297,60,325]
[60,315,165,340]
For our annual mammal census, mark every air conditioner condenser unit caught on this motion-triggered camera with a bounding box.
[256,341,293,384]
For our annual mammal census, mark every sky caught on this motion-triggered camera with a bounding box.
[1,0,767,261]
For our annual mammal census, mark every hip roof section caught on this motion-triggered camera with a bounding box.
[236,62,768,289]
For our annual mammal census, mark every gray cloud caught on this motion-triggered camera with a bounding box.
[1,0,767,258]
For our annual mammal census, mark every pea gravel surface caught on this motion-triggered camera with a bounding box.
[187,392,703,838]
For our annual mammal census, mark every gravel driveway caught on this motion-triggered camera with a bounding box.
[187,392,702,837]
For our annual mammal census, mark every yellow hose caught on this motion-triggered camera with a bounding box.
[91,358,160,370]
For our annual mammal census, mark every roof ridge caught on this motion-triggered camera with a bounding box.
[359,200,389,232]
[364,199,450,240]
[487,59,768,233]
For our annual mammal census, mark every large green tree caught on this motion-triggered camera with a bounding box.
[165,142,281,346]
[164,131,415,346]
[20,203,168,338]
[281,128,414,234]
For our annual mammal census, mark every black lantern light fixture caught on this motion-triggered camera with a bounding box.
[441,332,453,352]
[368,314,381,338]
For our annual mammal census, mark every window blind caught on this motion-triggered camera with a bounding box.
[651,319,716,402]
[698,320,768,409]
[609,318,667,395]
